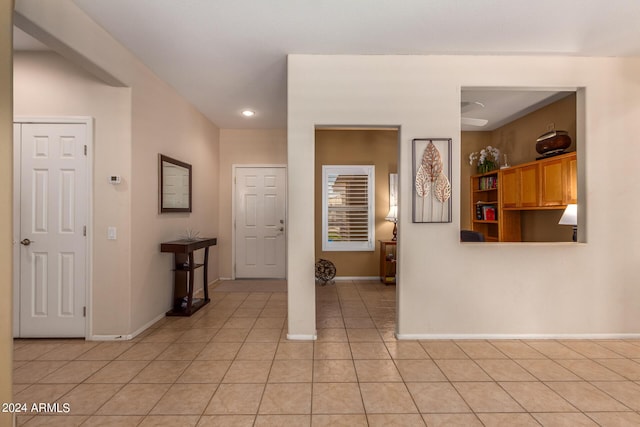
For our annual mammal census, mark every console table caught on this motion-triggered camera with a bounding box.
[160,237,217,316]
[379,240,397,285]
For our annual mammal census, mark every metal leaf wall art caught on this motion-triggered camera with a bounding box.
[413,138,452,223]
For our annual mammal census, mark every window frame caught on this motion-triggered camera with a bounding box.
[322,165,375,252]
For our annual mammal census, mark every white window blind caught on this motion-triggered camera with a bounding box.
[322,165,375,251]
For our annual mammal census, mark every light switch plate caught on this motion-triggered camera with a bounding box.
[107,227,117,240]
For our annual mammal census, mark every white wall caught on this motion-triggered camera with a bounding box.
[15,1,221,337]
[288,55,640,338]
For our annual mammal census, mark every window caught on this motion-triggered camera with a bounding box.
[322,165,375,251]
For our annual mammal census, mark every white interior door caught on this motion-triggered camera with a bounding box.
[235,167,286,278]
[16,122,88,337]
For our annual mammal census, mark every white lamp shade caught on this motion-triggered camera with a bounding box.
[385,205,398,222]
[559,204,577,226]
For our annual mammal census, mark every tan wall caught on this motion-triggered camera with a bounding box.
[13,51,133,335]
[1,0,13,422]
[218,129,287,278]
[15,1,221,337]
[314,129,398,277]
[490,93,577,166]
[461,94,577,241]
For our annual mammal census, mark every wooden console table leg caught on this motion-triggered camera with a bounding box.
[203,247,210,302]
[186,251,195,314]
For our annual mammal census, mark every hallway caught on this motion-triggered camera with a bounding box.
[12,280,640,426]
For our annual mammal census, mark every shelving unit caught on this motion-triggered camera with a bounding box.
[470,171,521,242]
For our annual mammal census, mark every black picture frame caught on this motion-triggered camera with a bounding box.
[159,154,192,213]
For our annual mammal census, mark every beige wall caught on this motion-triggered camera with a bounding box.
[461,94,577,241]
[14,51,132,335]
[15,1,221,337]
[489,93,577,166]
[288,54,640,338]
[1,0,13,421]
[219,129,287,278]
[314,129,398,277]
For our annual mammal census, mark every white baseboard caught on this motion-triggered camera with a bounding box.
[287,333,317,341]
[395,333,640,340]
[88,281,222,341]
[88,334,133,341]
[334,276,380,281]
[88,311,166,341]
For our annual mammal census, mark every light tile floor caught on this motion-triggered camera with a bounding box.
[12,280,640,426]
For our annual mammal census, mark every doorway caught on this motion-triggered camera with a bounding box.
[233,166,287,279]
[13,118,91,338]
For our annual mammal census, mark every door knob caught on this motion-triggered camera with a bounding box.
[20,238,33,246]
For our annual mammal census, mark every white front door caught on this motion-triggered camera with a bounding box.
[15,122,88,337]
[234,167,286,278]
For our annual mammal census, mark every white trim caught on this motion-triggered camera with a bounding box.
[322,165,375,252]
[395,333,640,340]
[231,164,287,280]
[333,276,380,281]
[12,124,21,338]
[88,334,133,341]
[287,333,318,341]
[13,116,94,340]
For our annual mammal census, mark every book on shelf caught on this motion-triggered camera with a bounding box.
[475,202,497,221]
[478,175,498,191]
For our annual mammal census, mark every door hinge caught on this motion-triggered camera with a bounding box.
[84,145,87,156]
[83,306,86,317]
[83,226,87,237]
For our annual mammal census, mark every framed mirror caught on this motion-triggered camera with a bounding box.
[159,154,192,213]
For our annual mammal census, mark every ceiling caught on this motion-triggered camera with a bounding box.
[13,0,640,129]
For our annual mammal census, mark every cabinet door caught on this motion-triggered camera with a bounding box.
[540,158,564,206]
[519,164,539,207]
[564,155,577,204]
[500,169,518,208]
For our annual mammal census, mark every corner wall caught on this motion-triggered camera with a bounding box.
[288,55,640,338]
[15,0,221,337]
[0,0,13,422]
[13,51,132,335]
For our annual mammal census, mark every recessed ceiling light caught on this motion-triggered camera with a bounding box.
[241,109,255,117]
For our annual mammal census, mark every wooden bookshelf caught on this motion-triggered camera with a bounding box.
[470,170,521,242]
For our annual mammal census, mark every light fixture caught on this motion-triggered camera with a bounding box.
[386,173,398,241]
[241,109,255,117]
[385,205,398,241]
[559,204,578,242]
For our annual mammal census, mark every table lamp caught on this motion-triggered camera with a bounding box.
[558,204,577,242]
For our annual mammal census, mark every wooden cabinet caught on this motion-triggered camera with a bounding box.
[540,154,577,206]
[469,152,576,242]
[501,164,539,208]
[501,169,518,209]
[565,155,578,204]
[540,157,565,206]
[501,152,577,210]
[379,240,396,285]
[520,164,539,207]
